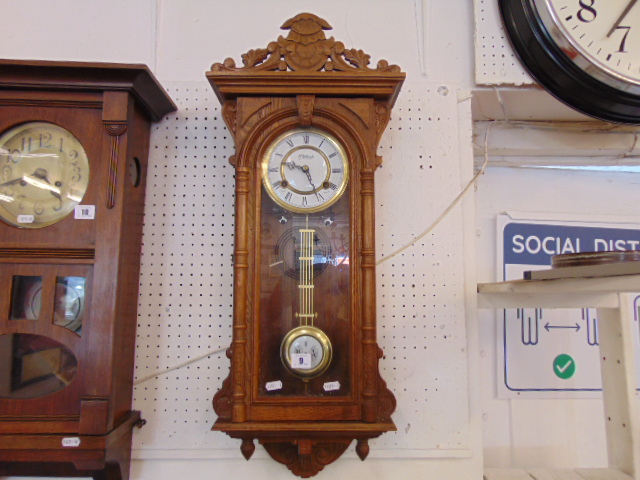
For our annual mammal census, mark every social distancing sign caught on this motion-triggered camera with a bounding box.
[498,215,640,398]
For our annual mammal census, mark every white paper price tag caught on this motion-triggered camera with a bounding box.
[62,437,81,447]
[323,381,340,392]
[74,205,95,220]
[266,380,283,391]
[291,353,311,369]
[17,215,34,224]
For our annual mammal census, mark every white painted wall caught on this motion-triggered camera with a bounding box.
[0,1,484,479]
[475,166,640,469]
[2,0,637,478]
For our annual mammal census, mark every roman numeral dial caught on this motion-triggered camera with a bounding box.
[262,128,349,213]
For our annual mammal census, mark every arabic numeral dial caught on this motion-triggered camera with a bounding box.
[0,122,90,228]
[551,0,640,83]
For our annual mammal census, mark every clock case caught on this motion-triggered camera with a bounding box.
[499,0,640,124]
[0,60,175,480]
[207,13,405,477]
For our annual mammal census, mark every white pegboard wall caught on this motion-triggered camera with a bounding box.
[376,83,470,453]
[474,0,534,86]
[132,81,472,458]
[134,81,236,451]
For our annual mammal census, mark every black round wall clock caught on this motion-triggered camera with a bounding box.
[499,0,640,124]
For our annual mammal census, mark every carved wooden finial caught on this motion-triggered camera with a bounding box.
[210,12,401,73]
[281,13,332,44]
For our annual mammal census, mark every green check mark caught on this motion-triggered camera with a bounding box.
[553,354,576,380]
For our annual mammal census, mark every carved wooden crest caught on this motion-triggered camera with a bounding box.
[211,12,401,73]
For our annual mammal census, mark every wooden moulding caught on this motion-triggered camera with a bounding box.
[207,72,405,106]
[0,59,176,121]
[0,411,141,480]
[215,420,396,478]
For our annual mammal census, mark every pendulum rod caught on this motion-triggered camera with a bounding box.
[298,215,316,327]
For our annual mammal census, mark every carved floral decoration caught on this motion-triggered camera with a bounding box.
[210,13,401,73]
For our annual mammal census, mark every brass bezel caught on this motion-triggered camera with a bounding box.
[280,325,332,379]
[261,127,349,214]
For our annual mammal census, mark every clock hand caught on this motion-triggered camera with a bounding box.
[0,177,25,189]
[302,165,319,197]
[22,168,63,201]
[607,0,638,37]
[286,160,304,171]
[31,168,51,183]
[287,161,320,196]
[0,168,62,193]
[302,165,312,182]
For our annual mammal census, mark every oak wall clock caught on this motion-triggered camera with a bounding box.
[207,13,405,477]
[0,60,176,480]
[500,0,640,124]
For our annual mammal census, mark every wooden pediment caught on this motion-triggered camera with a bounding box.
[206,13,405,106]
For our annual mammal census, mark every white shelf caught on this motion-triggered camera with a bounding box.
[478,267,640,480]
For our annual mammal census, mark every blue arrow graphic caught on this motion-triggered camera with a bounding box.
[544,322,580,332]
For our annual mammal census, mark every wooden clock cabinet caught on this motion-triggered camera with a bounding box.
[207,13,405,477]
[0,60,175,480]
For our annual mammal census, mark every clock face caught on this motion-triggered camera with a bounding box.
[536,0,640,88]
[262,128,348,213]
[281,326,332,379]
[0,122,90,228]
[500,0,640,123]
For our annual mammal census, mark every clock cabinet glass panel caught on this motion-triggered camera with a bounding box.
[10,275,43,320]
[52,276,85,334]
[1,265,91,401]
[258,188,352,396]
[0,333,78,399]
[9,274,86,334]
